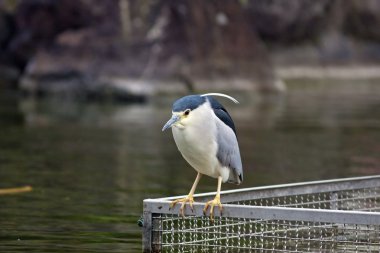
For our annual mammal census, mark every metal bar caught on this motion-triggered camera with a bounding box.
[151,214,161,253]
[330,192,339,210]
[142,208,153,252]
[144,199,380,225]
[159,175,380,203]
[270,194,380,207]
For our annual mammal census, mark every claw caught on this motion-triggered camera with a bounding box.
[169,195,194,217]
[189,200,194,211]
[203,202,209,215]
[203,195,222,221]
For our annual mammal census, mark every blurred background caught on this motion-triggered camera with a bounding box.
[0,0,380,252]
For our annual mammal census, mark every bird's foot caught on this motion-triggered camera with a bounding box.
[169,195,194,217]
[203,195,223,221]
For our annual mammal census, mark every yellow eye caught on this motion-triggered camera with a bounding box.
[184,109,191,116]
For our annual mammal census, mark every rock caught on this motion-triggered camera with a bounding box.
[5,0,116,70]
[343,0,380,41]
[17,0,282,101]
[245,0,333,43]
[19,71,147,103]
[140,0,280,92]
[0,9,13,49]
[18,27,148,102]
[0,64,20,86]
[3,0,380,100]
[0,8,18,82]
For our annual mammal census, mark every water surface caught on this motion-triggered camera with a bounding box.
[1,79,380,252]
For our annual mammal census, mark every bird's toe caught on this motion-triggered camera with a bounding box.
[203,196,222,221]
[169,196,194,216]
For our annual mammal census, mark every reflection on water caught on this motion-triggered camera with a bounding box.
[1,79,380,252]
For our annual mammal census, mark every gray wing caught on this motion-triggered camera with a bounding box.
[215,118,243,184]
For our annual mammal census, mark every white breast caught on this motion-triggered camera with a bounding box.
[171,102,220,178]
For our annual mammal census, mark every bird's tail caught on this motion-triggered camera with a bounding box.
[228,170,243,185]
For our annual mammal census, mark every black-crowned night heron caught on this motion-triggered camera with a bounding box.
[162,93,243,219]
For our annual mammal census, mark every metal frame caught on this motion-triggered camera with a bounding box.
[142,175,380,252]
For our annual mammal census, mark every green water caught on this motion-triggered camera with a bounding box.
[1,79,380,252]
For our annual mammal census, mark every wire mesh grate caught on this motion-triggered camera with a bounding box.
[143,176,380,252]
[231,187,380,212]
[154,216,380,252]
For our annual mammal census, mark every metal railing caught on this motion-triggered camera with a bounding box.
[143,175,380,252]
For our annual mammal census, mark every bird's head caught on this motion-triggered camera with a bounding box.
[162,93,239,131]
[162,95,205,131]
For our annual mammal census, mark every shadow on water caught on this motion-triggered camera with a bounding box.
[1,79,380,252]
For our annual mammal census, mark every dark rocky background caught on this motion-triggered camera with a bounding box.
[1,0,380,101]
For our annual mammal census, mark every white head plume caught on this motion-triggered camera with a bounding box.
[200,93,239,104]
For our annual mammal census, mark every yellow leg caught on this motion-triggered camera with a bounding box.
[203,176,223,221]
[170,173,202,217]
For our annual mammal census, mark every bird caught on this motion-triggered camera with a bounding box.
[162,93,243,220]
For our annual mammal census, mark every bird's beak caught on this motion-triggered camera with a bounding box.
[162,114,181,131]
